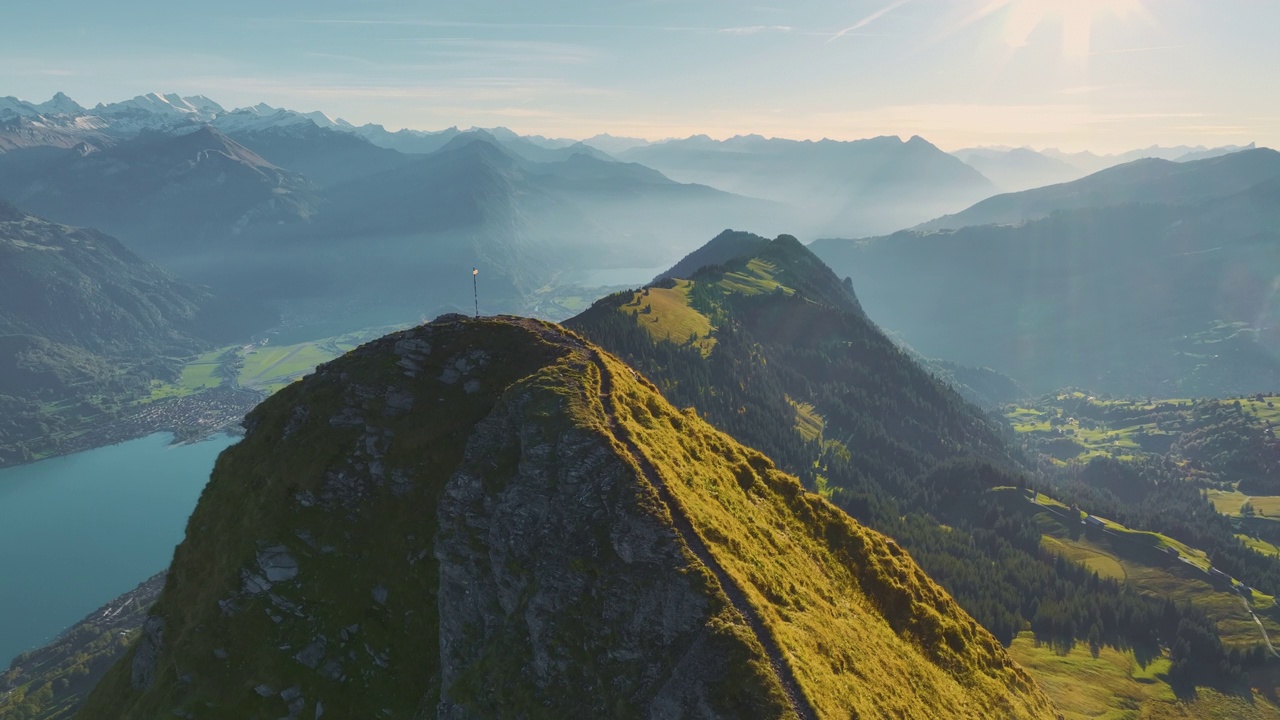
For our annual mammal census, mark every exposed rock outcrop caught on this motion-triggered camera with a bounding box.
[75,316,1055,720]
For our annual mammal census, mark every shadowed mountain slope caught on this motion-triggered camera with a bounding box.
[812,172,1280,396]
[75,315,1054,720]
[919,148,1280,231]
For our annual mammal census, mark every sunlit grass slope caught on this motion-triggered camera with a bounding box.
[602,350,1055,719]
[77,317,1055,719]
[618,279,716,355]
[1009,631,1280,720]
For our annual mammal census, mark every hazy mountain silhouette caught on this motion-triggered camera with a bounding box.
[918,148,1280,231]
[813,153,1280,395]
[951,147,1086,193]
[0,126,320,250]
[619,134,995,237]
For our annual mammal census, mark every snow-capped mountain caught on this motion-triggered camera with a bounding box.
[0,92,360,144]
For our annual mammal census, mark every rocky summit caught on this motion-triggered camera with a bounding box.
[76,315,1055,719]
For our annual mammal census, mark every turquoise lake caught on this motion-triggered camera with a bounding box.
[0,432,236,664]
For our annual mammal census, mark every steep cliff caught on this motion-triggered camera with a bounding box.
[77,315,1054,719]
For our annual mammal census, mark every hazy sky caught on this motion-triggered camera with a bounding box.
[4,0,1276,151]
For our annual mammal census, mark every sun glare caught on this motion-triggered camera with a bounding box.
[976,0,1146,59]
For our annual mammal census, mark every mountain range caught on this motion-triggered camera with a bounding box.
[812,148,1280,396]
[612,133,995,237]
[0,200,271,463]
[0,94,792,336]
[920,147,1280,231]
[949,143,1258,194]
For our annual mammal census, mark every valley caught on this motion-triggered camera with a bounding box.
[3,66,1280,718]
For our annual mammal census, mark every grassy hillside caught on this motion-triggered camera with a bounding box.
[599,349,1052,718]
[568,233,1280,713]
[1009,632,1280,720]
[75,316,1055,719]
[0,575,164,720]
[993,487,1280,649]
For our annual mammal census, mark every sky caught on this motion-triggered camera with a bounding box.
[3,0,1278,152]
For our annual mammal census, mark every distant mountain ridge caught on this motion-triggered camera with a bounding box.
[813,149,1280,396]
[0,125,321,250]
[950,143,1259,193]
[920,147,1280,231]
[616,133,995,237]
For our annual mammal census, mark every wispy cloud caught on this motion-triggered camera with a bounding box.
[718,25,793,36]
[828,0,913,43]
[416,38,597,65]
[1089,45,1189,56]
[1054,85,1126,96]
[283,18,707,33]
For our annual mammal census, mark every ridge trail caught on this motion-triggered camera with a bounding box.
[509,316,818,719]
[583,344,820,720]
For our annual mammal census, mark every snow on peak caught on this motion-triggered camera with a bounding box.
[2,90,354,139]
[301,110,341,129]
[210,105,318,133]
[183,95,226,114]
[35,92,85,115]
[0,96,40,118]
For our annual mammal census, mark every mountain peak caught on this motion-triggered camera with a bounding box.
[0,198,25,222]
[655,229,771,282]
[77,315,1053,719]
[36,91,84,115]
[434,130,515,162]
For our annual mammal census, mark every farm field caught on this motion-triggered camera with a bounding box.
[998,488,1280,648]
[1009,632,1280,720]
[146,327,399,399]
[1001,392,1280,465]
[147,347,236,401]
[238,328,393,393]
[1206,490,1280,518]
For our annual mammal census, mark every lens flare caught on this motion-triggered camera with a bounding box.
[974,0,1146,60]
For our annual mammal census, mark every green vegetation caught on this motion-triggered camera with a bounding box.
[1003,392,1280,471]
[602,350,1054,718]
[568,234,1280,713]
[1009,631,1176,720]
[716,257,792,296]
[75,318,1056,718]
[1209,490,1280,519]
[0,574,163,720]
[147,347,236,401]
[617,280,716,356]
[1007,488,1280,648]
[0,204,274,466]
[144,328,396,400]
[788,397,824,442]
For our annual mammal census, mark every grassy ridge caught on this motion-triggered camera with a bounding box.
[603,352,1056,719]
[78,317,1057,719]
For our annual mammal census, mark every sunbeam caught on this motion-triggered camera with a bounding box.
[972,0,1147,60]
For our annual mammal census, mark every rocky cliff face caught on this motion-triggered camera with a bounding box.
[76,315,1055,719]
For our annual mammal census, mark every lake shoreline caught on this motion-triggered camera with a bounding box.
[0,385,261,473]
[0,432,237,664]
